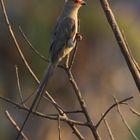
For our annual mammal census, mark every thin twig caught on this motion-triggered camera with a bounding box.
[0,1,84,139]
[102,114,115,140]
[100,0,140,92]
[65,52,100,139]
[0,96,87,126]
[65,54,70,69]
[43,95,64,112]
[15,65,26,107]
[68,18,80,70]
[19,26,64,70]
[129,106,140,118]
[57,115,62,140]
[5,110,28,140]
[19,26,48,62]
[0,0,39,83]
[64,110,83,114]
[69,44,78,70]
[121,30,140,73]
[96,96,133,128]
[122,102,140,118]
[65,69,100,140]
[114,96,139,140]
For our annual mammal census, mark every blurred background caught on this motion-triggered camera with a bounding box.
[0,0,140,139]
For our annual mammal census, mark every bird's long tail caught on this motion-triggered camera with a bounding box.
[16,63,55,140]
[34,63,56,110]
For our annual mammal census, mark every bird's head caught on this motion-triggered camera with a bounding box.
[74,0,86,5]
[65,0,86,6]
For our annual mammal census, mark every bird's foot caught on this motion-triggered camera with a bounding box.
[75,32,83,42]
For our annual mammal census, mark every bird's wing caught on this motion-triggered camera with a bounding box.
[50,17,76,63]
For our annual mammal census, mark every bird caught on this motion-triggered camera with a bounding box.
[16,0,86,139]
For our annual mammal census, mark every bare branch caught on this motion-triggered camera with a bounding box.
[15,65,26,107]
[5,110,28,140]
[0,96,87,126]
[64,110,83,114]
[65,54,70,69]
[19,26,48,62]
[129,106,140,118]
[0,1,85,139]
[43,95,64,112]
[57,115,62,140]
[100,0,140,92]
[65,55,100,139]
[122,102,140,118]
[0,0,39,83]
[19,26,64,71]
[69,44,78,69]
[68,19,81,70]
[96,96,133,128]
[0,0,63,118]
[102,114,115,140]
[114,97,139,140]
[121,30,140,73]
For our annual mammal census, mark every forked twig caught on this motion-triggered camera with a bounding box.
[65,46,100,140]
[114,97,139,140]
[96,96,133,128]
[0,0,39,83]
[0,96,87,126]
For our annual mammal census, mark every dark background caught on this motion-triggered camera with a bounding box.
[0,0,140,139]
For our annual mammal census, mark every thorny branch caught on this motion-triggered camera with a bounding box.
[100,0,140,92]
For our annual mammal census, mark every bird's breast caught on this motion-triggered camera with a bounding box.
[63,38,75,57]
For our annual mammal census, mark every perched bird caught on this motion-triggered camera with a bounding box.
[16,0,85,139]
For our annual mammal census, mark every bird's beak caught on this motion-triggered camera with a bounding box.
[81,0,86,5]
